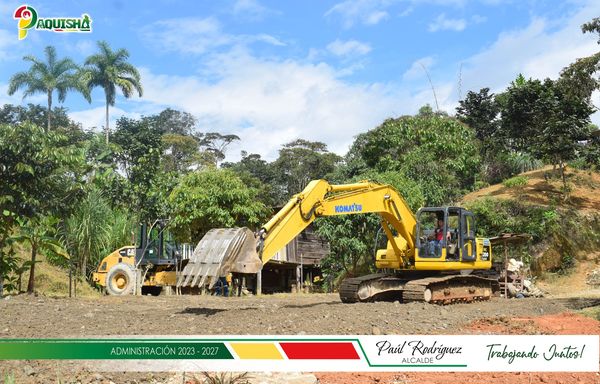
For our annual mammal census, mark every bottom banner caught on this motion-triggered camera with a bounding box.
[0,335,597,372]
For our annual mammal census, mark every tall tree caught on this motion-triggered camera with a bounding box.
[7,46,88,131]
[221,151,278,208]
[497,74,544,153]
[151,108,202,173]
[272,139,341,203]
[456,88,500,145]
[198,132,240,165]
[112,116,163,222]
[84,41,143,143]
[169,168,270,242]
[349,114,480,205]
[501,75,593,187]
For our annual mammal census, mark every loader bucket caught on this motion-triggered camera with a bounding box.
[176,227,262,289]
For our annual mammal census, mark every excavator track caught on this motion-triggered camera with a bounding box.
[339,273,392,303]
[340,274,495,304]
[403,275,494,304]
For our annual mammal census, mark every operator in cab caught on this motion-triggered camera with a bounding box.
[429,219,451,257]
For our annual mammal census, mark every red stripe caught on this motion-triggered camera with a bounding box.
[279,342,359,359]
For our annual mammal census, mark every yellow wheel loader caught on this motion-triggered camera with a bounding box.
[92,220,183,296]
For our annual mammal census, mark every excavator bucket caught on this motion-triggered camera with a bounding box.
[176,227,262,289]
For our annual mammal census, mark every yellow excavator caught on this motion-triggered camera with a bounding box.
[249,179,495,304]
[94,180,496,303]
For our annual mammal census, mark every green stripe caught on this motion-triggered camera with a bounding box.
[0,341,232,360]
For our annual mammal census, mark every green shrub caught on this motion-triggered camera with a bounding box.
[473,180,490,190]
[466,197,600,273]
[503,176,528,188]
[466,198,558,241]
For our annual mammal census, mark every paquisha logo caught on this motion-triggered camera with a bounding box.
[13,5,92,40]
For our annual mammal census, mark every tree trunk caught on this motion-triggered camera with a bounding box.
[0,233,6,297]
[27,243,37,293]
[105,96,110,144]
[47,90,52,132]
[559,160,567,190]
[0,255,3,297]
[80,253,87,278]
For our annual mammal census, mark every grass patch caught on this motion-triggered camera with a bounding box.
[578,306,600,322]
[503,175,529,188]
[18,252,100,298]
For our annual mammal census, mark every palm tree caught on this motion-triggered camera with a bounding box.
[8,46,89,132]
[84,41,143,143]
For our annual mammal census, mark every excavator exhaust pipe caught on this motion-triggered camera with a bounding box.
[176,227,262,290]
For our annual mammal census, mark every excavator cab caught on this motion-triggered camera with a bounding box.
[415,207,480,264]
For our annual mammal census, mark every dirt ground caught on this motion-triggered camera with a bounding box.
[1,293,599,383]
[0,293,575,338]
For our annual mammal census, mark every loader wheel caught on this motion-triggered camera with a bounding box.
[106,263,136,296]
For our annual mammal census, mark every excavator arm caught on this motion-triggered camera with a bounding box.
[257,180,417,268]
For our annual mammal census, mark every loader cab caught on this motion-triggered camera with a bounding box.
[415,207,477,262]
[136,221,180,266]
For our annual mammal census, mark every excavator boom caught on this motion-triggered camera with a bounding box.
[258,180,417,268]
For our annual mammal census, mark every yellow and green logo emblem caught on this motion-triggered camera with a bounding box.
[14,5,92,40]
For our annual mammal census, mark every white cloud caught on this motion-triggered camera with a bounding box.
[461,2,600,95]
[422,0,600,122]
[232,0,278,21]
[69,106,140,131]
[0,83,26,106]
[72,40,95,56]
[428,13,466,32]
[325,0,391,28]
[139,17,284,55]
[403,56,436,80]
[129,51,416,161]
[325,0,481,28]
[0,28,21,62]
[140,17,225,55]
[365,10,389,25]
[471,14,487,24]
[327,39,372,57]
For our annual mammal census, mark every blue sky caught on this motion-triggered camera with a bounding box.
[1,0,599,161]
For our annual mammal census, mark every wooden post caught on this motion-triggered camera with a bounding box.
[135,269,142,296]
[300,253,304,291]
[296,264,301,293]
[69,263,72,298]
[504,240,508,299]
[257,269,262,295]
